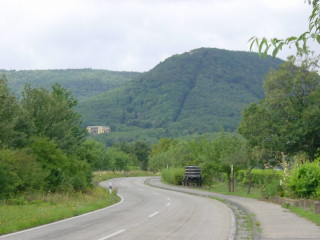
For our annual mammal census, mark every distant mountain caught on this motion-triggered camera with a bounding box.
[76,48,283,142]
[1,69,140,100]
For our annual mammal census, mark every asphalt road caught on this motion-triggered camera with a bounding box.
[0,177,234,240]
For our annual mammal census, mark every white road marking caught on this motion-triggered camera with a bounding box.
[0,194,125,239]
[166,197,170,201]
[97,229,126,240]
[148,211,160,218]
[166,202,171,207]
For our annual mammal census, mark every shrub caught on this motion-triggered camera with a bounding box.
[287,162,320,198]
[161,168,184,185]
[261,179,283,199]
[0,148,47,199]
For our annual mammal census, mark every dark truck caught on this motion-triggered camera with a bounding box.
[182,166,203,186]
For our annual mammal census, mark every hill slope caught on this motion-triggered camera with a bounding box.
[1,69,140,100]
[77,48,283,139]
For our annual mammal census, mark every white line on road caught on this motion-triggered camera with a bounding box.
[97,229,126,240]
[148,211,160,218]
[166,202,171,207]
[166,197,170,201]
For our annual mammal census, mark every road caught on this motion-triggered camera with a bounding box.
[0,177,234,240]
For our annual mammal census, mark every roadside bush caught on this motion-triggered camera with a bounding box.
[29,137,92,192]
[287,162,320,198]
[161,168,184,185]
[0,160,15,199]
[0,148,47,199]
[261,179,283,199]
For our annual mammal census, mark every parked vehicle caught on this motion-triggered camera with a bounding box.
[182,166,203,186]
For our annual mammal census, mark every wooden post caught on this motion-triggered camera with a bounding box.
[314,202,320,214]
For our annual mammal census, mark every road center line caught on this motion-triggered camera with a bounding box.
[97,229,126,240]
[148,211,160,218]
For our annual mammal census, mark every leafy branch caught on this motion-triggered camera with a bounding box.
[249,0,320,57]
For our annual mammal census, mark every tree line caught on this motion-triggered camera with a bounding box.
[0,76,92,198]
[0,76,150,199]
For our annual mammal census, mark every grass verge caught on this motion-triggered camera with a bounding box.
[204,182,261,199]
[288,206,320,226]
[206,182,320,227]
[210,196,260,240]
[0,187,119,235]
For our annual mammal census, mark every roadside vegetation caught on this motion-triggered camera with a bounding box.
[0,188,119,235]
[156,53,320,226]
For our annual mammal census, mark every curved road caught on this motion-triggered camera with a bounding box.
[1,177,234,240]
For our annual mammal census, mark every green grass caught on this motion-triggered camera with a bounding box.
[289,206,320,226]
[0,187,119,235]
[204,182,261,199]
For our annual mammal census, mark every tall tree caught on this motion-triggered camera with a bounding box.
[239,56,320,160]
[20,83,87,154]
[133,141,150,170]
[0,76,25,148]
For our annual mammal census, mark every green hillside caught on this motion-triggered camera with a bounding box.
[77,48,283,142]
[1,69,140,100]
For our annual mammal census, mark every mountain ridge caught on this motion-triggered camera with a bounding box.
[76,48,283,142]
[1,69,140,100]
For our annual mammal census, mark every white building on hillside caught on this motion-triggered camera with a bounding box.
[86,126,111,134]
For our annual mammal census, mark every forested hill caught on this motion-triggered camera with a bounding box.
[1,69,140,100]
[77,48,283,140]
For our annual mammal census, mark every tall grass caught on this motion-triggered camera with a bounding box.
[161,168,184,185]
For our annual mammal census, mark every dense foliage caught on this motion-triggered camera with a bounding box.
[0,77,92,199]
[238,56,320,162]
[285,161,320,198]
[1,69,139,100]
[76,48,283,143]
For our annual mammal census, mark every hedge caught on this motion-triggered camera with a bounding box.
[237,169,283,187]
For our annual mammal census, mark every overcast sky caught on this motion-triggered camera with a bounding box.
[0,0,313,72]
